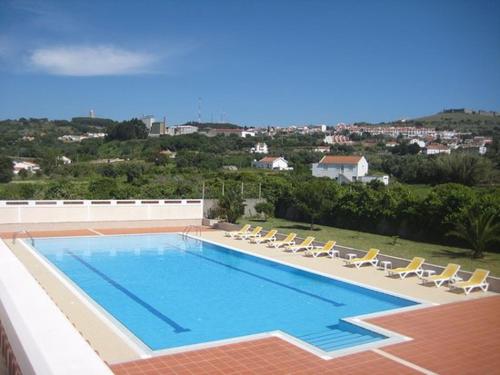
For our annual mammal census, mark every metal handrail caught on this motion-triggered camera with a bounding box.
[181,225,201,239]
[12,230,35,246]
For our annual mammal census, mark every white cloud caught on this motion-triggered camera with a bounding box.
[29,45,157,76]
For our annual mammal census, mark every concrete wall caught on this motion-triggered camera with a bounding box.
[214,222,500,293]
[0,199,203,225]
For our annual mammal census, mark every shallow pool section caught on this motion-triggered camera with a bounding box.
[32,234,417,353]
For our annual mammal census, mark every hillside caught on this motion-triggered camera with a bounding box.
[376,110,500,136]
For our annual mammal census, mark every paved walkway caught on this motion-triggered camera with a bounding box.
[111,296,500,375]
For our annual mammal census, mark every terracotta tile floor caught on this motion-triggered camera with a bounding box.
[3,227,498,374]
[111,296,500,375]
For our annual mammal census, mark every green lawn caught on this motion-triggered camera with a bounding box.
[239,217,500,277]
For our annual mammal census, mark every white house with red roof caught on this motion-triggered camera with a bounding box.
[253,156,292,170]
[426,143,451,155]
[312,155,388,185]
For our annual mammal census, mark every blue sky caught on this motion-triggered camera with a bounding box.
[0,0,499,125]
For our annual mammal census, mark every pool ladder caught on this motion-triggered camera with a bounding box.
[181,225,201,239]
[12,230,35,246]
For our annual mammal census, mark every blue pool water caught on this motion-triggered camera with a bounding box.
[32,234,417,353]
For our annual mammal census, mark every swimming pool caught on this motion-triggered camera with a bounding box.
[31,233,418,355]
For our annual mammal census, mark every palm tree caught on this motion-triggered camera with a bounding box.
[447,209,500,258]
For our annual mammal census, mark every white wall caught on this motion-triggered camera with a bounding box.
[0,199,203,225]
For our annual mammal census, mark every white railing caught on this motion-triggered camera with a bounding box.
[0,199,204,224]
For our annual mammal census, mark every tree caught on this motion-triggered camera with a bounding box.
[215,189,245,223]
[447,209,500,258]
[105,118,148,141]
[0,156,13,183]
[255,201,274,221]
[293,179,335,229]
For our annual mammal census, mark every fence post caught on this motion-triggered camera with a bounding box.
[222,182,224,196]
[259,183,262,199]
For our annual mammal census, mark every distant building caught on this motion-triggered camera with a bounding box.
[443,108,473,114]
[312,155,368,181]
[253,156,292,171]
[149,121,166,137]
[13,161,40,174]
[241,130,256,138]
[174,125,198,135]
[312,155,388,185]
[251,143,269,154]
[426,144,451,155]
[313,146,331,153]
[324,135,352,145]
[57,156,72,165]
[141,115,155,131]
[409,138,426,148]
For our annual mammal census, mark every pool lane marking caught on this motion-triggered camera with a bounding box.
[88,229,104,236]
[167,240,344,307]
[64,250,190,334]
[372,349,438,375]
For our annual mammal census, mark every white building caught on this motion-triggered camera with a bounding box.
[313,146,331,153]
[409,138,426,148]
[312,155,389,185]
[426,144,451,155]
[251,143,269,154]
[175,125,198,135]
[241,130,256,138]
[57,156,72,165]
[13,161,40,174]
[253,156,292,171]
[323,135,352,145]
[312,155,368,181]
[141,115,155,131]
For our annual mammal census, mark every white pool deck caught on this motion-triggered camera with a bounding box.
[0,228,495,371]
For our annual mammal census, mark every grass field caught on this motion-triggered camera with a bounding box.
[239,217,500,276]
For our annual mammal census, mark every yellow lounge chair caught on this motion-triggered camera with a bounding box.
[250,229,278,244]
[450,269,489,295]
[345,248,379,268]
[237,226,262,240]
[388,257,425,279]
[421,263,460,287]
[225,224,251,238]
[286,236,315,253]
[269,233,297,248]
[304,241,337,258]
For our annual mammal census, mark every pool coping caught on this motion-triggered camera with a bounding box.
[19,232,435,362]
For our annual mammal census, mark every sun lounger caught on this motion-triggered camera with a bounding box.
[304,241,336,258]
[268,233,297,248]
[250,229,278,244]
[237,226,262,240]
[345,248,379,268]
[388,257,425,279]
[449,269,489,295]
[421,263,460,287]
[225,224,251,238]
[286,236,315,253]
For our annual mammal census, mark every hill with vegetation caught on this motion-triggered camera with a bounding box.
[372,110,500,136]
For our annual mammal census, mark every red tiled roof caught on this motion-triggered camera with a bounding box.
[319,155,363,164]
[259,156,281,163]
[427,143,449,150]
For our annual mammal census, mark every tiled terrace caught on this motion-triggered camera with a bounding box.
[111,296,500,375]
[1,225,499,374]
